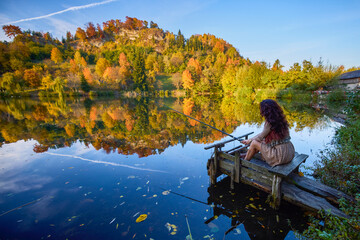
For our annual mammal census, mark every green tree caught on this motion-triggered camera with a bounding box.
[0,72,22,93]
[132,49,147,91]
[176,30,185,49]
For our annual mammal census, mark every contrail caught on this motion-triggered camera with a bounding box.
[2,0,116,25]
[45,152,169,174]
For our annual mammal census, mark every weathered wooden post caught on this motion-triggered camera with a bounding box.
[210,147,218,185]
[271,175,282,209]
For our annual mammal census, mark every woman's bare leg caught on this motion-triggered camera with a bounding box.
[244,140,261,161]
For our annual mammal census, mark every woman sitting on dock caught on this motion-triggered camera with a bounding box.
[241,99,295,166]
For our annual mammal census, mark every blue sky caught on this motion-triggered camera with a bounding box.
[0,0,359,69]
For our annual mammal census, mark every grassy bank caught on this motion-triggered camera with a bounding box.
[302,90,360,239]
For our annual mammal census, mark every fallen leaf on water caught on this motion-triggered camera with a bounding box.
[249,203,257,210]
[162,190,170,195]
[133,212,140,217]
[109,218,116,224]
[234,228,241,235]
[298,172,304,177]
[116,223,119,229]
[153,194,157,198]
[136,187,142,191]
[136,214,147,223]
[79,224,84,227]
[165,223,177,235]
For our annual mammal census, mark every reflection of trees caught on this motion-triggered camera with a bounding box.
[221,96,327,131]
[207,177,308,240]
[0,96,328,156]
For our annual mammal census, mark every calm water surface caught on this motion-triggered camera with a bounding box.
[0,97,340,239]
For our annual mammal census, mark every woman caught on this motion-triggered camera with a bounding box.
[241,99,295,166]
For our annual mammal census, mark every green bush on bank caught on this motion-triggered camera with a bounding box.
[303,90,360,239]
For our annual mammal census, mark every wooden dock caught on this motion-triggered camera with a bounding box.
[205,132,352,218]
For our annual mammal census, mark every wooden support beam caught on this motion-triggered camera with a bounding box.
[234,152,240,183]
[271,175,282,209]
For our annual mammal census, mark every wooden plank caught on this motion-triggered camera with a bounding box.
[218,152,236,162]
[240,167,273,186]
[240,176,272,193]
[240,159,273,177]
[218,159,234,172]
[286,173,355,204]
[269,153,309,177]
[281,182,348,218]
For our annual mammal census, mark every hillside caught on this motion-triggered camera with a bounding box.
[0,16,348,97]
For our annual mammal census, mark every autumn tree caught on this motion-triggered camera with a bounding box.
[51,47,63,64]
[66,31,73,41]
[2,25,22,38]
[97,23,104,39]
[118,52,130,68]
[83,67,94,84]
[187,58,202,76]
[85,22,97,39]
[95,58,111,76]
[75,27,87,41]
[0,72,22,93]
[150,21,159,28]
[172,73,182,90]
[170,52,184,70]
[23,66,42,87]
[182,69,194,90]
[272,59,284,71]
[41,74,53,90]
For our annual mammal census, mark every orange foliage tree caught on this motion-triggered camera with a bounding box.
[24,66,42,87]
[182,69,194,89]
[75,27,87,41]
[187,58,202,75]
[2,25,22,38]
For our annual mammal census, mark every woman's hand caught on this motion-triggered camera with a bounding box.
[241,139,251,145]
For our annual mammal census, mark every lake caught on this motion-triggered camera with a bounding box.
[0,97,341,239]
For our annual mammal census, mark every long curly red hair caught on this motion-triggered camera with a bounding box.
[260,99,289,143]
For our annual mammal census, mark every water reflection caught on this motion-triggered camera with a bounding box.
[206,177,307,240]
[0,96,337,239]
[0,96,330,156]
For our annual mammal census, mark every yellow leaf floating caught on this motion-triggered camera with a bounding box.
[249,203,257,210]
[136,214,147,223]
[298,172,304,177]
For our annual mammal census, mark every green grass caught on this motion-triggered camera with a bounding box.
[156,74,176,91]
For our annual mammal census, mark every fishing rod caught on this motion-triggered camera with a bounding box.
[164,105,244,143]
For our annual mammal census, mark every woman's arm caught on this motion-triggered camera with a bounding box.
[242,121,271,145]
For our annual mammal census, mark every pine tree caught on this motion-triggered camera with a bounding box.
[132,49,147,91]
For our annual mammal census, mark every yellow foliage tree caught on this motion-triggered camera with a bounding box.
[96,58,110,76]
[51,48,63,64]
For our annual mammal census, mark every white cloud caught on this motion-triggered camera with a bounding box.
[47,18,78,39]
[1,0,117,25]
